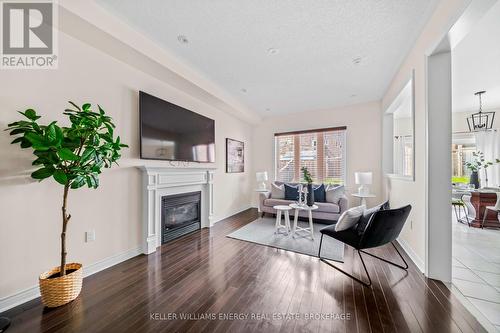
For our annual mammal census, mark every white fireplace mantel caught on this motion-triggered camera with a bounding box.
[138,166,216,254]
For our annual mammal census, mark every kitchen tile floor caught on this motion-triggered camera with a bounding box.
[453,215,500,331]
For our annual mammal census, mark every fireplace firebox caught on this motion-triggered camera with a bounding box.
[161,191,201,244]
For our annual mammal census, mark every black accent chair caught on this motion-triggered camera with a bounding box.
[318,204,412,287]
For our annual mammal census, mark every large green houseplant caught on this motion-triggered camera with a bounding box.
[6,102,127,307]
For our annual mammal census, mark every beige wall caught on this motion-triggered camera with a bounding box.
[0,31,253,299]
[252,101,383,208]
[381,0,471,267]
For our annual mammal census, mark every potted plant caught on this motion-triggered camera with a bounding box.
[6,102,127,307]
[465,151,500,189]
[301,166,314,206]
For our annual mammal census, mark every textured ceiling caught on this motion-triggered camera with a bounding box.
[453,0,500,114]
[96,0,438,116]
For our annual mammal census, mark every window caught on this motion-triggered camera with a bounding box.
[451,133,476,183]
[275,127,346,184]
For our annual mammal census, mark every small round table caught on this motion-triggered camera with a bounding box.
[289,203,318,240]
[351,193,376,206]
[273,205,292,235]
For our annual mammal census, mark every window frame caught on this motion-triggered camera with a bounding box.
[273,126,347,185]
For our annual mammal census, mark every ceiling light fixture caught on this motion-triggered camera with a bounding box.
[177,35,189,44]
[467,91,495,132]
[267,48,279,55]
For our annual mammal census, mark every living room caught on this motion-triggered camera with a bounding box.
[0,1,499,332]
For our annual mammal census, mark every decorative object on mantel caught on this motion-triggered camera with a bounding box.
[256,171,268,190]
[301,166,315,206]
[6,102,127,308]
[465,151,500,188]
[226,138,244,173]
[467,91,496,132]
[355,172,372,195]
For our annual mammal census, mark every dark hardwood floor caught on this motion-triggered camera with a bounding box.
[1,208,485,333]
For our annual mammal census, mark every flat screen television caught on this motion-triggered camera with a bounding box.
[139,91,215,162]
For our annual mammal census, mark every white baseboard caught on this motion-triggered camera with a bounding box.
[212,205,253,224]
[396,238,425,274]
[0,246,142,314]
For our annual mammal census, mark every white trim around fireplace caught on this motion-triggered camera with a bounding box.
[138,166,216,255]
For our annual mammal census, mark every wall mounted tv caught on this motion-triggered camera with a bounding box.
[139,91,215,162]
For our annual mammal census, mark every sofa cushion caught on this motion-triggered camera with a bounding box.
[264,198,291,207]
[356,201,391,235]
[334,205,365,232]
[313,184,326,202]
[325,185,345,203]
[284,184,299,201]
[356,204,382,235]
[264,199,339,214]
[271,183,285,199]
[315,202,340,213]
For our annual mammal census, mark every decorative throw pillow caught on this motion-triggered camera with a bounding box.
[356,204,383,235]
[313,184,326,203]
[381,200,390,210]
[284,184,299,201]
[334,205,365,232]
[325,185,345,203]
[271,183,285,199]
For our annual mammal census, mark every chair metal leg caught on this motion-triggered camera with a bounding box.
[453,205,460,222]
[0,317,10,332]
[359,242,408,270]
[318,235,372,287]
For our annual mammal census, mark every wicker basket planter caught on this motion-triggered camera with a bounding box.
[39,263,83,307]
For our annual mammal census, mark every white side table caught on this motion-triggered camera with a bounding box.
[289,203,318,240]
[351,193,376,206]
[273,205,292,235]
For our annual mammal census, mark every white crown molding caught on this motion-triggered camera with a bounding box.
[0,247,142,314]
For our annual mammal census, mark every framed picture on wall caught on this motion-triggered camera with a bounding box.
[226,138,244,173]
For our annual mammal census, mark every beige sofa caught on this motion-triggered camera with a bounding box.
[258,182,349,224]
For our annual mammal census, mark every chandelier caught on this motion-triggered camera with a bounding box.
[467,91,495,132]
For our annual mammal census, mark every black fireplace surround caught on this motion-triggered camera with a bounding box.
[161,191,201,244]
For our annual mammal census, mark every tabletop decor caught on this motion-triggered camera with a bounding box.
[465,151,500,188]
[6,102,127,307]
[301,166,315,206]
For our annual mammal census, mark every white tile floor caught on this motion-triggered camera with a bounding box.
[452,216,500,332]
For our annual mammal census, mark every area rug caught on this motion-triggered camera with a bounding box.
[227,217,344,262]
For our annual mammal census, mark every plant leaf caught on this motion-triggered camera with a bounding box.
[45,123,57,142]
[70,175,86,189]
[68,101,81,111]
[53,170,68,185]
[23,109,38,120]
[31,167,54,180]
[25,132,47,147]
[58,148,79,161]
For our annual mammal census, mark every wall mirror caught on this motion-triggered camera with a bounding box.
[383,71,415,181]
